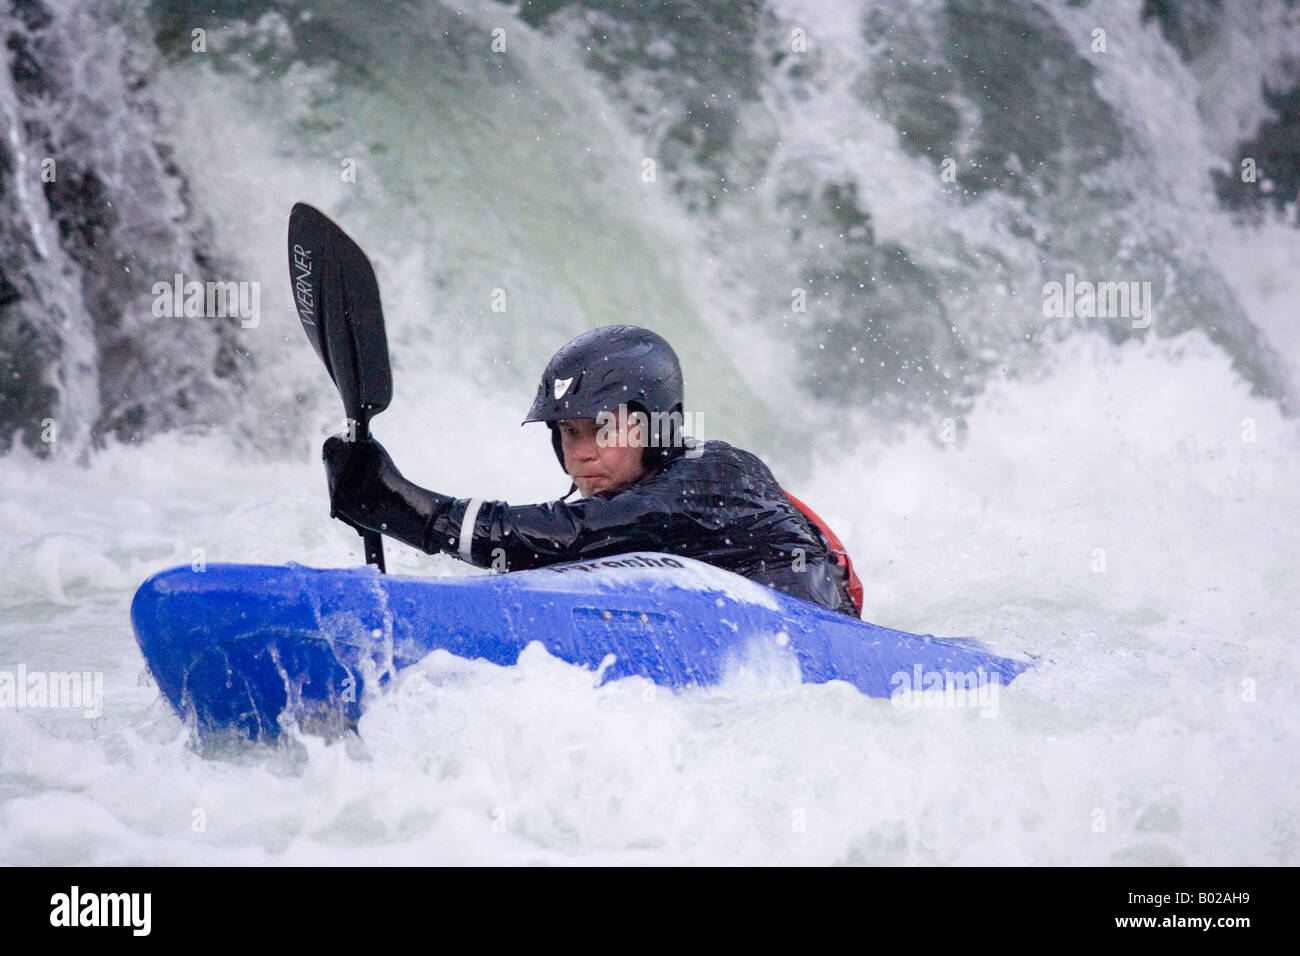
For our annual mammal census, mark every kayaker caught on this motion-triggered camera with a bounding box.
[323,325,863,616]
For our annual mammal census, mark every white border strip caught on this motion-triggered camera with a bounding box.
[458,498,484,562]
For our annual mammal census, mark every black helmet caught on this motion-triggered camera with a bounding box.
[523,325,685,471]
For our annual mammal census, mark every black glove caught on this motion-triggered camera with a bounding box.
[322,435,454,549]
[323,435,390,529]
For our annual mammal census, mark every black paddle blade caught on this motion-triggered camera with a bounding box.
[288,203,391,574]
[287,203,392,426]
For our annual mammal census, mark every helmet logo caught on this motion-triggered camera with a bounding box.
[553,376,574,399]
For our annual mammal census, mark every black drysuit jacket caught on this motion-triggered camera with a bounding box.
[424,440,857,616]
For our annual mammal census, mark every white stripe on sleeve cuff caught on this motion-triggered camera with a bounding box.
[458,498,485,563]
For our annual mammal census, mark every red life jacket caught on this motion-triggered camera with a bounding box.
[783,489,864,616]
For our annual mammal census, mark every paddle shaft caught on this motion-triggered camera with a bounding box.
[352,417,386,572]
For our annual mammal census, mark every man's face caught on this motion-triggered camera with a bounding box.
[558,407,648,497]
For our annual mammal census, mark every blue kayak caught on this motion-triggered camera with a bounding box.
[130,552,1030,741]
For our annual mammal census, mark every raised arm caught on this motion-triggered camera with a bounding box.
[323,436,691,570]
